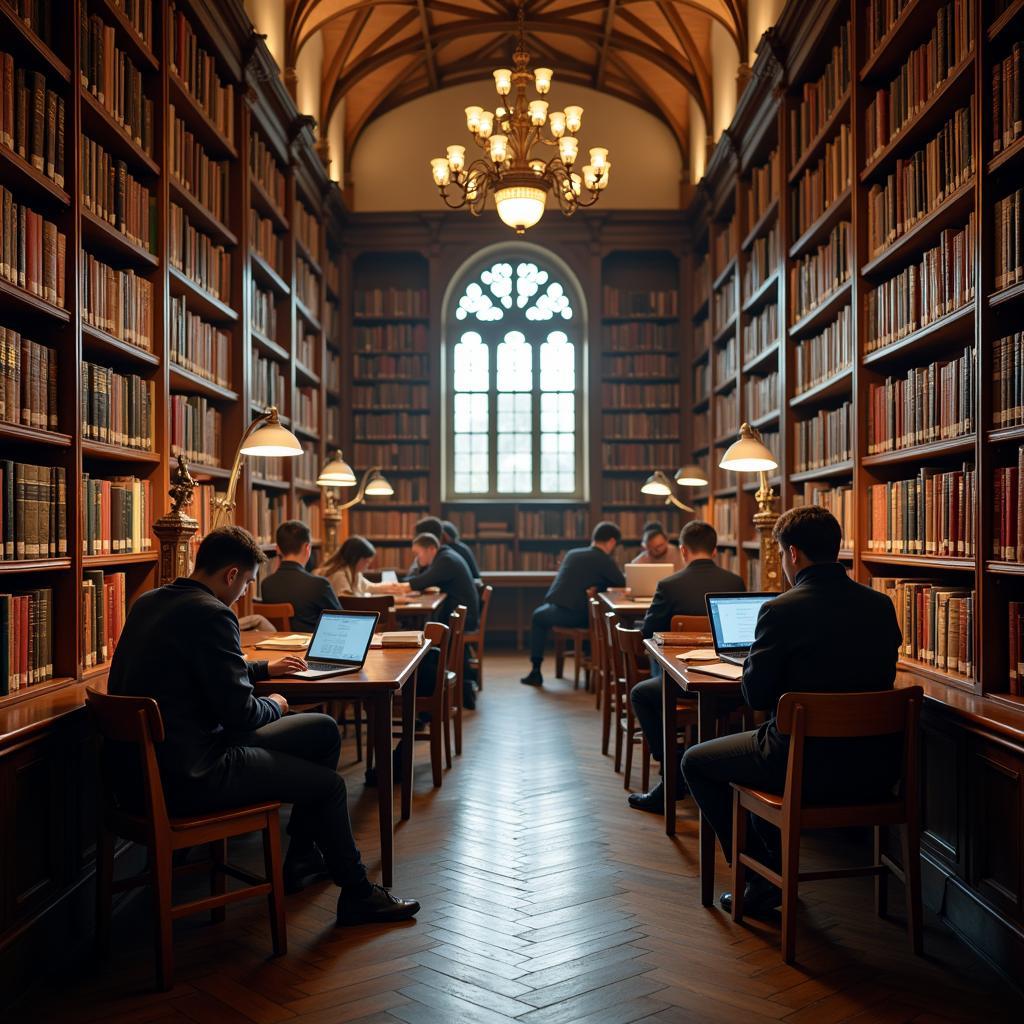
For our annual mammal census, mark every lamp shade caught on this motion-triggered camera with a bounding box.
[317,450,357,487]
[675,464,709,487]
[364,470,394,497]
[719,425,778,473]
[495,185,546,232]
[239,409,302,457]
[640,471,673,497]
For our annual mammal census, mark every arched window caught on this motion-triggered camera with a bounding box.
[446,254,585,499]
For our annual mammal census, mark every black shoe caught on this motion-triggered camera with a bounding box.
[719,877,782,918]
[363,747,403,788]
[337,883,420,926]
[628,782,665,813]
[463,685,476,710]
[283,847,329,895]
[520,671,543,687]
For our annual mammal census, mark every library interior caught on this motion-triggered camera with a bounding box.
[3,0,1024,1020]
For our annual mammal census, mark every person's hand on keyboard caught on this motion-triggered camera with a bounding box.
[268,655,308,677]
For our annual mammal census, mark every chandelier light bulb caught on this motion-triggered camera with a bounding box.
[582,164,597,190]
[489,134,509,163]
[558,135,579,165]
[493,68,512,95]
[446,145,466,173]
[564,105,583,132]
[465,105,483,133]
[534,67,553,94]
[529,159,546,175]
[430,157,451,187]
[465,171,480,201]
[529,99,549,126]
[570,172,582,196]
[588,147,608,170]
[478,110,494,139]
[595,162,611,189]
[548,110,566,138]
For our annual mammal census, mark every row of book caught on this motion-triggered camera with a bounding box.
[866,106,974,258]
[80,251,152,350]
[326,350,341,393]
[693,410,709,450]
[0,55,65,187]
[714,390,739,439]
[791,123,850,239]
[602,287,678,319]
[345,511,428,538]
[250,131,286,215]
[295,386,319,435]
[250,210,285,276]
[789,22,849,165]
[992,42,1024,156]
[296,256,320,311]
[865,214,975,351]
[0,187,66,308]
[325,405,340,446]
[746,150,778,231]
[603,353,676,378]
[993,446,1024,562]
[865,0,913,56]
[794,305,852,394]
[82,570,126,669]
[249,488,287,546]
[795,481,853,549]
[715,333,737,381]
[109,0,151,43]
[170,394,221,466]
[169,2,235,141]
[744,371,778,422]
[605,322,677,352]
[295,442,319,485]
[353,412,430,438]
[81,361,154,451]
[353,442,429,469]
[169,204,231,301]
[295,497,322,541]
[169,295,231,388]
[351,382,429,409]
[297,330,318,374]
[789,222,850,325]
[81,9,154,156]
[694,318,709,353]
[713,270,736,332]
[0,587,53,693]
[602,412,680,439]
[0,461,67,559]
[185,483,226,544]
[354,287,428,318]
[1008,602,1024,695]
[994,186,1024,291]
[170,109,228,222]
[866,345,975,454]
[692,361,709,405]
[742,303,778,364]
[713,220,737,276]
[0,329,56,431]
[354,324,428,353]
[517,508,591,538]
[251,281,278,339]
[81,475,152,555]
[712,499,736,541]
[605,511,680,539]
[863,1,975,163]
[80,136,154,252]
[354,354,427,378]
[743,227,778,300]
[693,254,710,312]
[866,463,976,556]
[252,353,286,410]
[295,201,321,258]
[871,578,974,678]
[993,332,1024,428]
[793,401,852,472]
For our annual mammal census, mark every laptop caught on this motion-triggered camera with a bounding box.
[287,609,379,678]
[705,592,774,666]
[624,562,675,599]
[380,570,398,585]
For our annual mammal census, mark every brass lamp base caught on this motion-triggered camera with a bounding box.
[754,472,782,593]
[154,455,200,584]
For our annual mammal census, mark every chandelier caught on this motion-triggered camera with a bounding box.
[429,2,610,234]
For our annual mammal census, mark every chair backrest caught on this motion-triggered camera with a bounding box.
[337,594,397,631]
[447,604,468,679]
[614,624,646,689]
[670,614,711,633]
[252,601,294,632]
[85,687,170,834]
[473,584,494,638]
[588,597,605,683]
[422,621,451,712]
[603,610,623,684]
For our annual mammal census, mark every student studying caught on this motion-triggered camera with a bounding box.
[260,520,341,631]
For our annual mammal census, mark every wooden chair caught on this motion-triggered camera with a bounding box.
[615,624,652,792]
[338,594,398,631]
[445,605,469,763]
[670,614,711,633]
[552,586,597,688]
[252,601,295,631]
[464,583,493,690]
[392,622,450,788]
[601,610,621,758]
[588,597,606,713]
[731,686,924,964]
[85,688,286,991]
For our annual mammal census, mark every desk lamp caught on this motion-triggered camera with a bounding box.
[317,450,395,551]
[640,464,708,512]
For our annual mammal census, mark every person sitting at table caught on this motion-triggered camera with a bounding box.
[630,521,683,570]
[521,521,625,688]
[402,516,447,578]
[441,520,481,580]
[682,506,903,917]
[106,525,419,925]
[260,520,341,631]
[316,536,399,597]
[627,520,745,814]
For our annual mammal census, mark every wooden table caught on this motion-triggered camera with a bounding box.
[241,631,431,887]
[393,591,446,619]
[645,638,745,907]
[597,589,653,618]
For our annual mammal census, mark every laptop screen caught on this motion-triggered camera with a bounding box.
[706,594,773,652]
[308,612,377,663]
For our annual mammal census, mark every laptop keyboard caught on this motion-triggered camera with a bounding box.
[308,661,339,671]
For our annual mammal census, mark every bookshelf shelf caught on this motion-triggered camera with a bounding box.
[860,53,975,183]
[0,145,71,207]
[249,176,289,232]
[0,7,71,82]
[293,424,320,442]
[897,658,975,691]
[352,314,429,325]
[99,0,158,71]
[789,459,854,483]
[988,425,1024,445]
[858,0,925,81]
[81,324,159,367]
[987,561,1024,577]
[251,477,290,492]
[788,279,851,337]
[168,71,238,160]
[788,187,851,260]
[0,422,72,448]
[601,314,679,324]
[169,177,237,248]
[250,249,289,296]
[742,474,781,493]
[168,266,239,324]
[296,239,322,276]
[295,361,320,386]
[989,0,1024,40]
[988,132,1024,176]
[0,558,72,575]
[713,377,736,397]
[713,486,737,498]
[296,299,322,333]
[787,88,850,185]
[190,464,232,481]
[711,257,736,293]
[861,553,976,571]
[861,434,975,468]
[749,409,780,431]
[82,552,158,569]
[251,327,289,363]
[741,197,779,251]
[79,88,158,177]
[692,296,709,323]
[742,344,779,376]
[0,278,70,323]
[82,440,160,464]
[692,397,709,413]
[988,278,1024,307]
[294,482,320,497]
[741,272,778,315]
[789,366,852,408]
[861,303,975,367]
[169,364,238,402]
[711,315,737,348]
[80,208,158,268]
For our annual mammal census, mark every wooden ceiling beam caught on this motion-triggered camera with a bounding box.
[415,0,439,89]
[655,0,711,120]
[594,0,617,89]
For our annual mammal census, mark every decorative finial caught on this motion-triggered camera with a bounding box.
[169,454,197,515]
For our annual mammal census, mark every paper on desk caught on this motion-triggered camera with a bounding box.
[675,648,719,662]
[254,634,311,650]
[688,662,744,680]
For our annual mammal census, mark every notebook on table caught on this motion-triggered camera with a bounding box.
[704,592,774,666]
[286,610,379,678]
[624,562,674,598]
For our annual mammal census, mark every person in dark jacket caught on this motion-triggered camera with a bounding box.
[521,521,625,687]
[682,506,903,915]
[442,520,481,579]
[628,520,745,813]
[260,520,340,631]
[106,526,419,925]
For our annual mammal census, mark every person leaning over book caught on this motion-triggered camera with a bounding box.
[316,535,399,597]
[441,520,482,579]
[630,521,684,570]
[402,516,463,578]
[521,521,626,688]
[105,525,419,925]
[681,506,903,916]
[260,520,340,631]
[628,520,745,814]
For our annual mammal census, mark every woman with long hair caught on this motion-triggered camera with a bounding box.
[316,535,394,596]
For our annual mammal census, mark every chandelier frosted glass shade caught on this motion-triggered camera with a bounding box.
[495,185,547,232]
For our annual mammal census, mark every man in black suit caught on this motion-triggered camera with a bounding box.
[521,521,625,687]
[628,520,745,813]
[260,520,340,631]
[107,526,419,925]
[682,506,903,915]
[442,520,481,579]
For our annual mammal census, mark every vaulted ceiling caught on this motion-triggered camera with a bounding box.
[286,1,747,163]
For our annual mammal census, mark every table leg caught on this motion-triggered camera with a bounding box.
[698,692,719,907]
[374,691,395,888]
[662,674,678,837]
[400,675,417,822]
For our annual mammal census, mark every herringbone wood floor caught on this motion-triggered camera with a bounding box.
[19,655,1024,1023]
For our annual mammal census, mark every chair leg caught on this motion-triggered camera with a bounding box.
[624,705,636,790]
[780,830,801,964]
[364,703,375,775]
[210,838,227,923]
[731,793,747,923]
[874,825,889,918]
[613,691,624,774]
[354,700,363,763]
[641,737,650,793]
[153,846,175,991]
[443,690,453,770]
[430,717,443,788]
[263,814,287,956]
[601,673,612,755]
[901,820,924,956]
[454,699,463,757]
[95,825,115,957]
[554,636,565,679]
[573,640,581,689]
